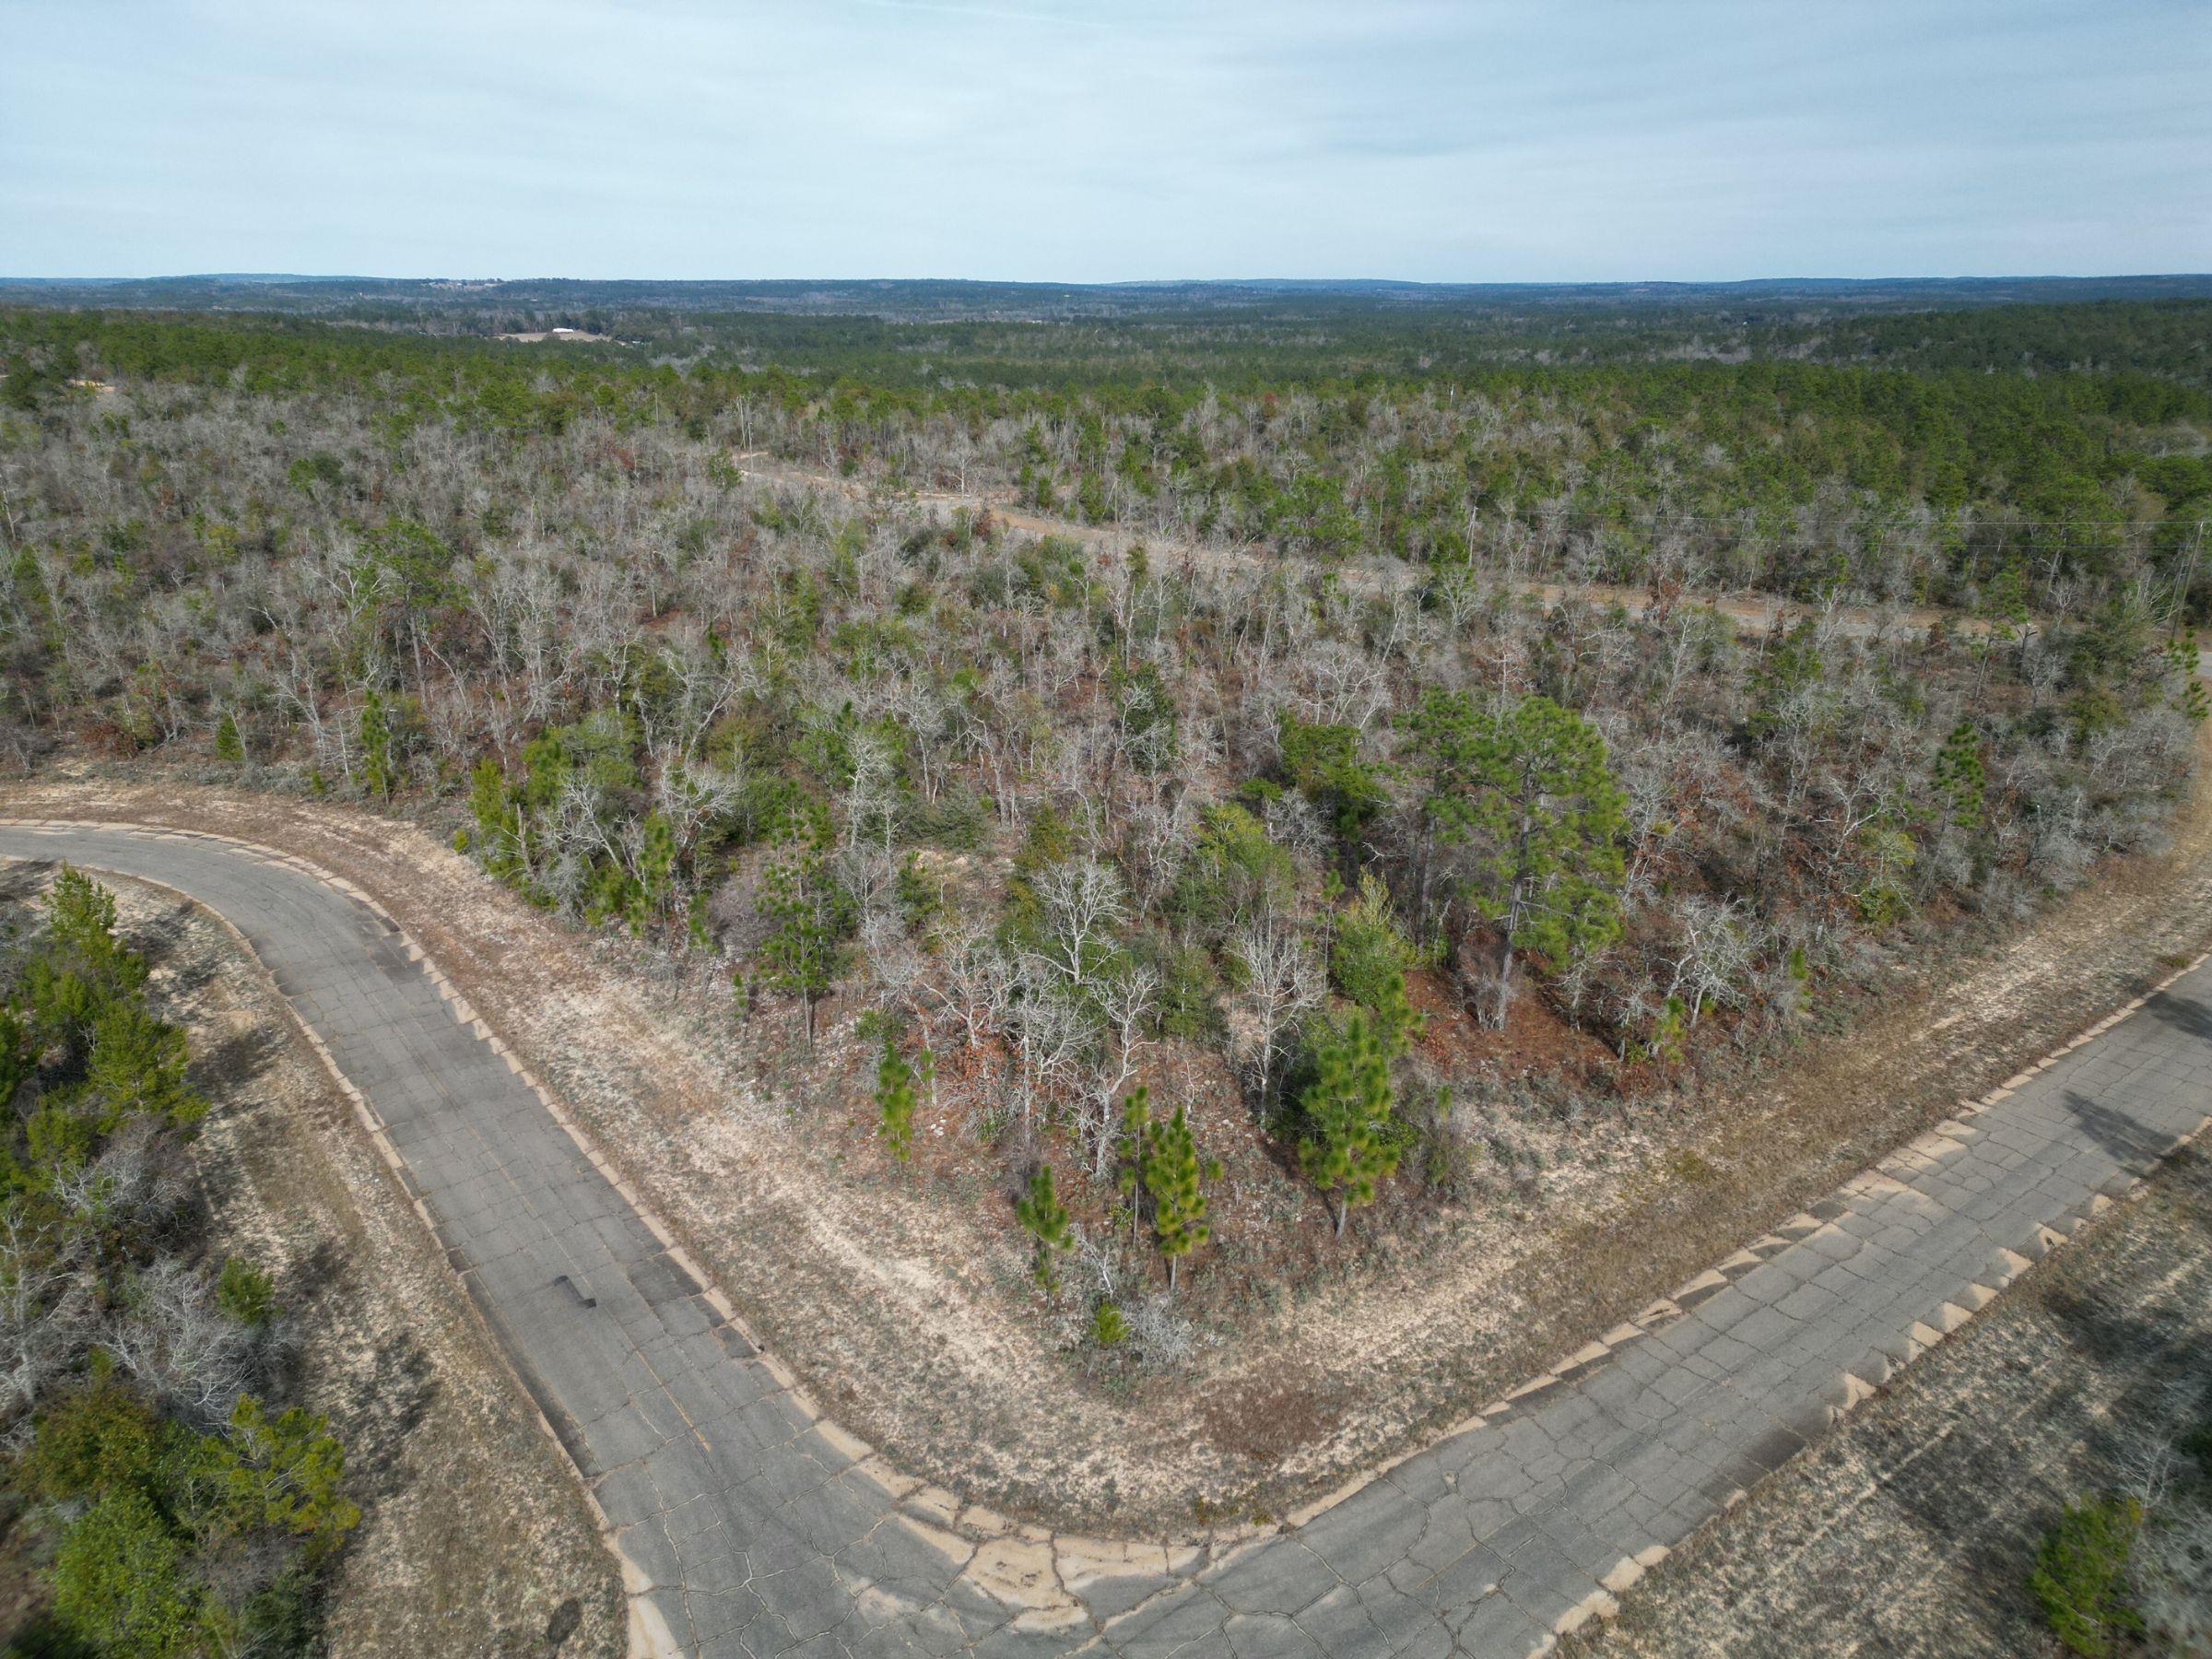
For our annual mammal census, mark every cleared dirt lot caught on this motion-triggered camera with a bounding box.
[12,866,629,1656]
[7,738,2212,1536]
[1563,1145,2212,1659]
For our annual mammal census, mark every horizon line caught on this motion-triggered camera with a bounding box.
[5,271,2211,289]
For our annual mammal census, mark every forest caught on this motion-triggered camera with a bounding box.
[6,299,2207,607]
[0,297,2206,1377]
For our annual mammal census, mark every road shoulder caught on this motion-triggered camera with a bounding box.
[1563,1147,2212,1659]
[87,869,629,1657]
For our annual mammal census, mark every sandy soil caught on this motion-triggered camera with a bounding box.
[8,724,2212,1540]
[732,453,2057,651]
[1561,1146,2212,1658]
[11,866,629,1656]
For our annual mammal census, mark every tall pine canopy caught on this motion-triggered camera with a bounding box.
[1297,1011,1400,1237]
[1135,1096,1217,1293]
[1406,691,1628,1027]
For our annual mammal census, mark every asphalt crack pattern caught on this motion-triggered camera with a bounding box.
[4,821,2206,1658]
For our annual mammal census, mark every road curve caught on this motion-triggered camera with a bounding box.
[4,821,2208,1658]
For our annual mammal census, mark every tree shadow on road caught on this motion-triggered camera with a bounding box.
[2060,1088,2177,1169]
[2139,986,2212,1046]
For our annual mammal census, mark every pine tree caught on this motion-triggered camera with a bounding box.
[213,711,244,763]
[1406,690,1627,1028]
[1742,620,1825,740]
[876,1035,916,1167]
[359,689,393,800]
[1983,561,2032,638]
[1297,1010,1399,1238]
[1369,963,1422,1058]
[2169,633,2209,724]
[1137,1097,1218,1294]
[467,758,525,884]
[48,865,123,960]
[1328,872,1423,1053]
[1014,1162,1073,1293]
[758,813,853,1050]
[216,1258,278,1328]
[629,810,676,937]
[1118,1085,1152,1246]
[1932,719,1987,829]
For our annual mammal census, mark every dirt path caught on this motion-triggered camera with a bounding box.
[733,453,2053,650]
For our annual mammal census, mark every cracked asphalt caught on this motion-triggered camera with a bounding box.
[5,821,2206,1659]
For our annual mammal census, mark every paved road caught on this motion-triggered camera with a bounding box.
[5,822,2207,1658]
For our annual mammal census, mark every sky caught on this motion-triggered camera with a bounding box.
[2,0,2206,283]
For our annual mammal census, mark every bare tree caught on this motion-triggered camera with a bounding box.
[1229,915,1322,1110]
[1084,962,1158,1173]
[101,1259,270,1431]
[1030,857,1126,994]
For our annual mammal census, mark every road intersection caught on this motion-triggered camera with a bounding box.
[3,820,2205,1658]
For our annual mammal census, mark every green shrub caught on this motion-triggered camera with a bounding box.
[1330,874,1412,1006]
[1013,804,1074,879]
[2028,1495,2145,1656]
[900,786,991,851]
[1171,804,1296,938]
[51,1487,197,1658]
[25,1383,355,1656]
[1109,659,1178,771]
[2,874,355,1656]
[1149,941,1223,1041]
[1278,712,1386,837]
[1329,873,1423,1051]
[217,1258,278,1328]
